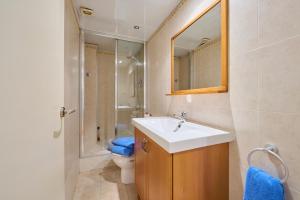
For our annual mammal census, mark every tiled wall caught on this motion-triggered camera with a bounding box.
[146,0,300,199]
[84,45,98,154]
[117,64,138,106]
[97,52,115,143]
[174,55,190,90]
[84,49,116,152]
[191,40,221,88]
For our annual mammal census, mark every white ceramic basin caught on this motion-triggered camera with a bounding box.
[132,117,234,153]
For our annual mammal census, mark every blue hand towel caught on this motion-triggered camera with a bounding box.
[244,167,284,200]
[112,136,135,148]
[111,144,134,157]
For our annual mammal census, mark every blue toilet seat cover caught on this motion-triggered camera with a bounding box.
[112,136,135,148]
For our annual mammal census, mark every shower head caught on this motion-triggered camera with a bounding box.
[126,55,143,66]
[126,55,139,62]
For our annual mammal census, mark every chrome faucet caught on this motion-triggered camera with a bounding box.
[174,112,187,121]
[173,112,187,132]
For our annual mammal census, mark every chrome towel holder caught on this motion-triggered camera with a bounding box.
[247,144,289,183]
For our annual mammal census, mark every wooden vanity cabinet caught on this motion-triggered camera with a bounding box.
[135,128,172,200]
[135,128,229,200]
[135,129,148,200]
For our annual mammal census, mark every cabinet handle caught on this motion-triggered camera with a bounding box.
[142,138,149,153]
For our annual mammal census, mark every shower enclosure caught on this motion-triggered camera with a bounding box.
[116,40,145,137]
[80,31,145,157]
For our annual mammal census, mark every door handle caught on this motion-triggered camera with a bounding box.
[53,107,76,138]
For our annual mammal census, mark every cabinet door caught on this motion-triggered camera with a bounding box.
[147,138,172,200]
[173,143,229,200]
[135,129,148,200]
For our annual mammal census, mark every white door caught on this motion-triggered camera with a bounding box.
[0,1,65,200]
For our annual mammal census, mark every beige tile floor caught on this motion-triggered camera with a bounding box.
[73,161,138,200]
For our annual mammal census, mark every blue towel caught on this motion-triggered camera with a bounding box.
[244,167,284,200]
[112,136,135,148]
[111,144,134,157]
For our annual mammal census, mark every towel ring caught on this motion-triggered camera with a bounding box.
[247,144,289,183]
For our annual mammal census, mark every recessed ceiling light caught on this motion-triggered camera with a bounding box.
[118,60,123,64]
[133,25,140,30]
[80,7,94,16]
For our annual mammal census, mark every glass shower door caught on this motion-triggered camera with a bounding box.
[116,40,144,137]
[80,32,116,157]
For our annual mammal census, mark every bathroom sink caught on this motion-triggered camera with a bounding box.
[132,117,234,153]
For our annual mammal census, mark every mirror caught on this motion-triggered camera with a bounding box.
[171,0,228,95]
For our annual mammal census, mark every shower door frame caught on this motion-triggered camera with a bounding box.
[79,29,146,158]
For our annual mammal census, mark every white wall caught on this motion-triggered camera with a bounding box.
[0,0,65,199]
[147,0,300,199]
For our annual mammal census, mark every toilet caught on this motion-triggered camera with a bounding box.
[112,153,135,184]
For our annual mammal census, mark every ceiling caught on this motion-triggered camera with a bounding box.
[85,32,143,55]
[174,3,221,51]
[85,32,115,53]
[73,0,181,42]
[85,33,144,67]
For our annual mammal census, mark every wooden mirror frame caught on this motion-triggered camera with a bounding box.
[170,0,228,95]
